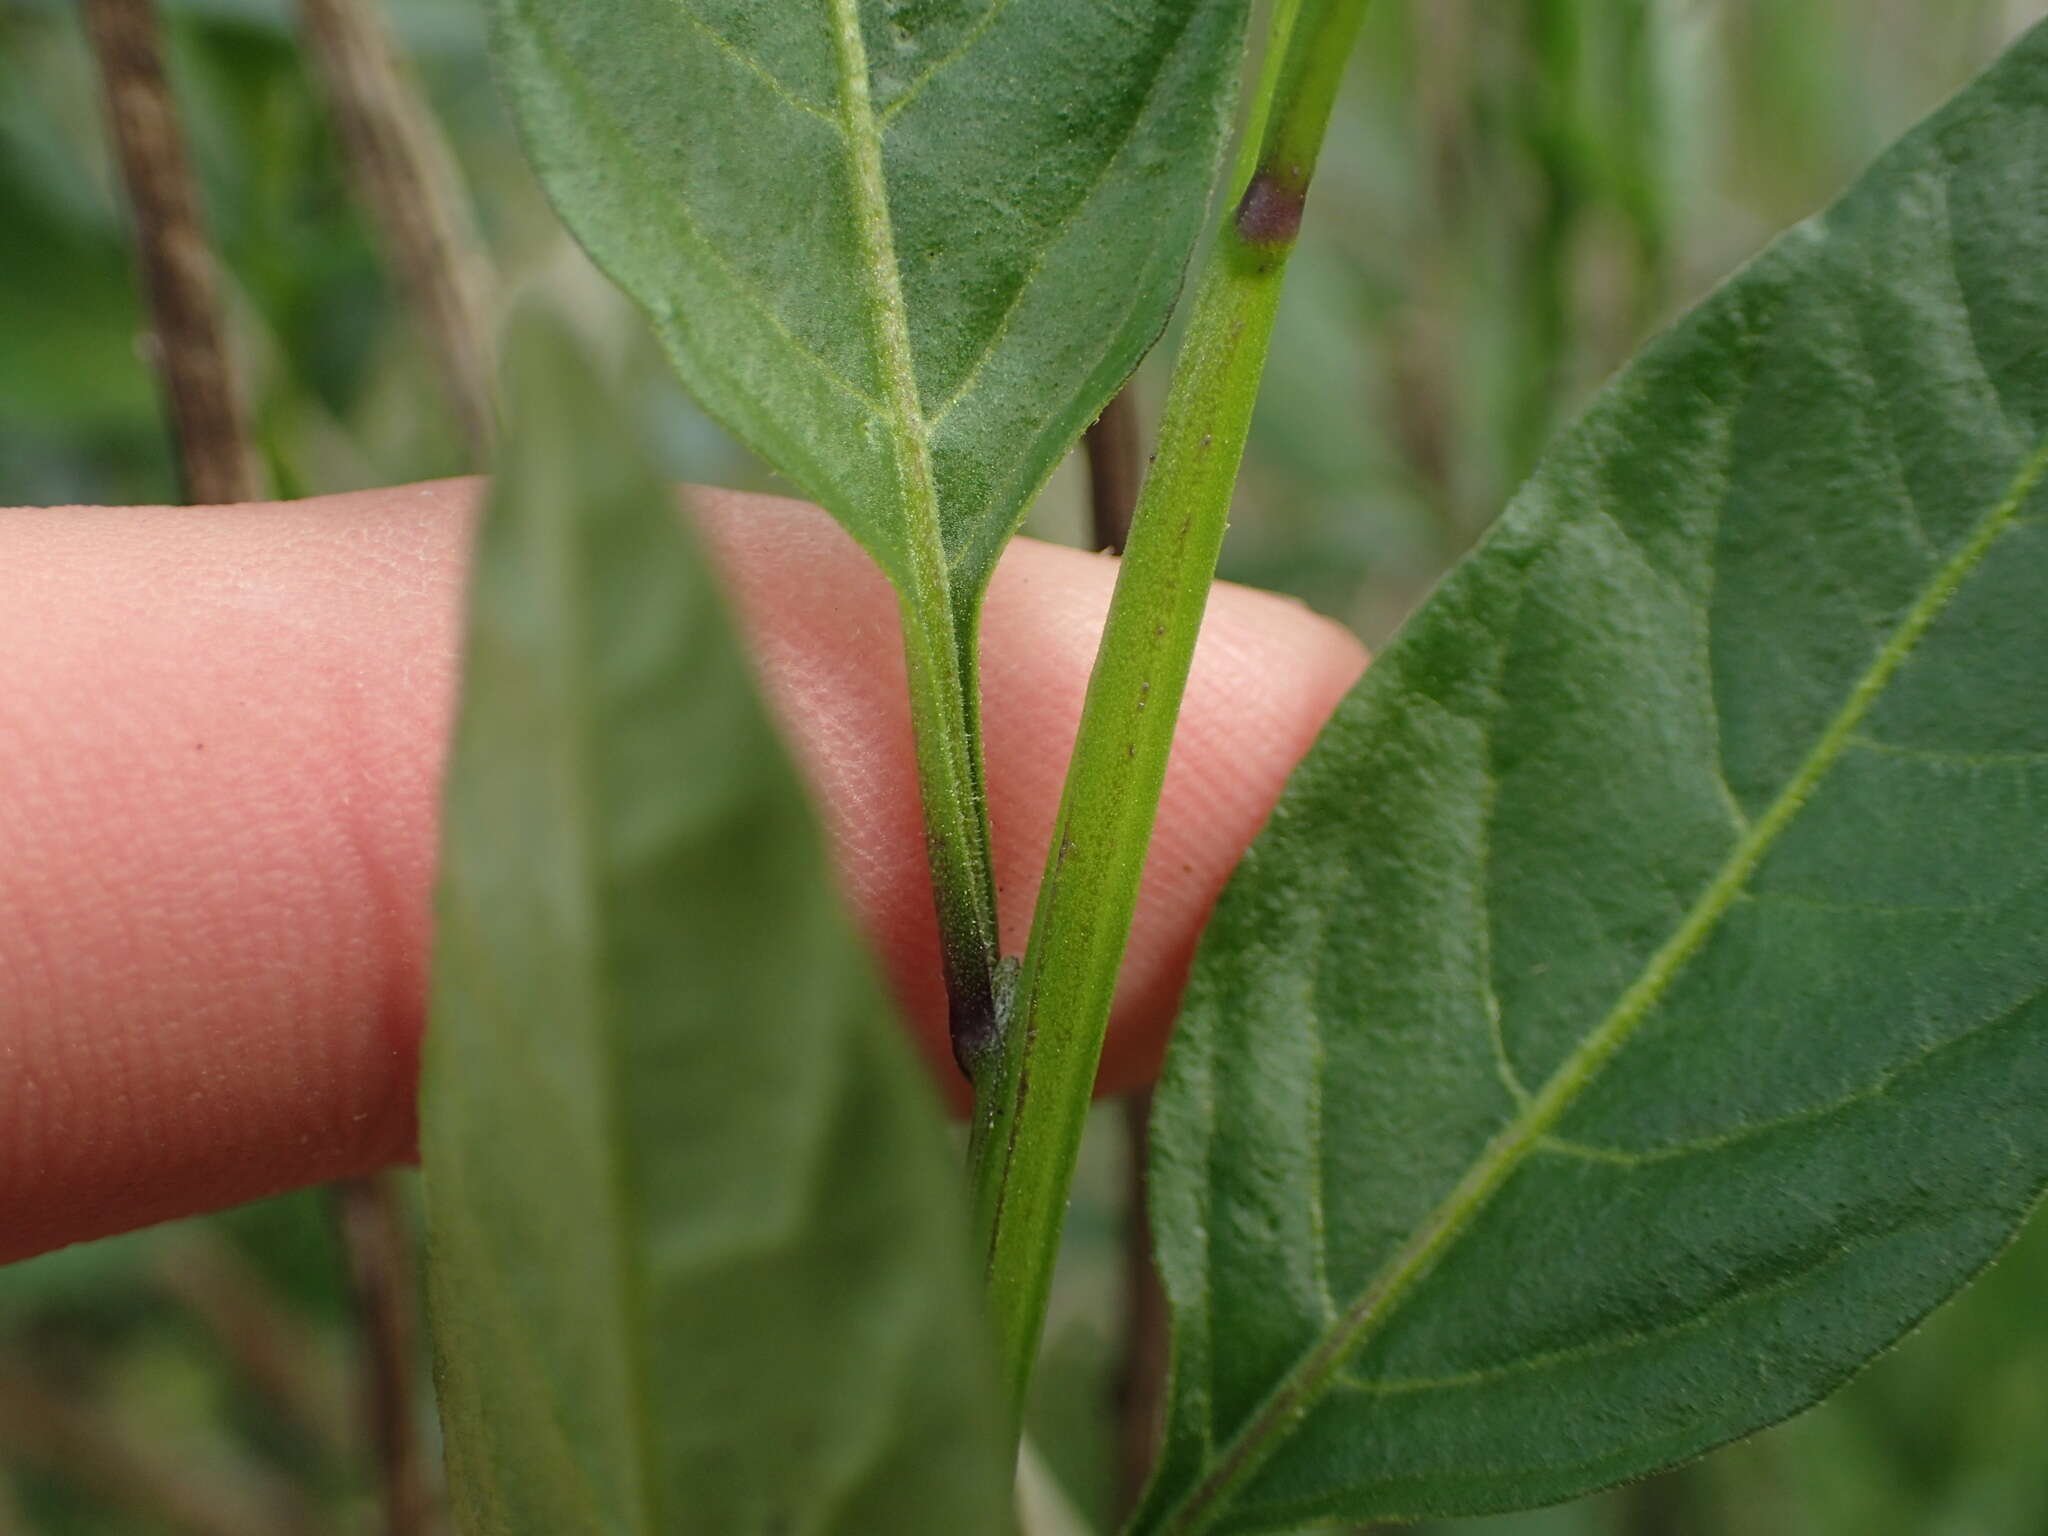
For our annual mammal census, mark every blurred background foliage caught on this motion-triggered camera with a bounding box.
[2,0,2045,1531]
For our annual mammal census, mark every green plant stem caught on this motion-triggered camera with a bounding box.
[826,0,1004,1067]
[966,0,1374,1431]
[901,584,1004,1073]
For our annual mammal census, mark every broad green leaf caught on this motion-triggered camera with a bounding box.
[420,315,1009,1536]
[485,0,1249,611]
[1136,25,2048,1535]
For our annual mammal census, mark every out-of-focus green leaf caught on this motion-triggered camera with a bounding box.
[1137,23,2048,1534]
[0,1228,162,1329]
[0,168,151,428]
[420,313,1008,1535]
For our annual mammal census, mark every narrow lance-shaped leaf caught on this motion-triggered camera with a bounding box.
[420,314,1009,1536]
[1137,24,2048,1536]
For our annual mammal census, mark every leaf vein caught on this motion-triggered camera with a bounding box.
[1847,287,1940,562]
[922,9,1201,435]
[1304,957,1340,1325]
[1477,618,1534,1109]
[521,8,886,417]
[1847,735,2048,767]
[875,0,1018,126]
[1938,168,2028,444]
[1697,478,1756,837]
[1537,973,2048,1170]
[672,3,837,123]
[1331,1218,1908,1403]
[1743,887,2005,917]
[942,202,1188,579]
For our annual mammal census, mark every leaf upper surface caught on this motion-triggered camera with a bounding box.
[421,316,1009,1536]
[488,0,1249,608]
[1136,25,2048,1535]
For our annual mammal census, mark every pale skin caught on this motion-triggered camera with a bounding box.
[0,479,1364,1264]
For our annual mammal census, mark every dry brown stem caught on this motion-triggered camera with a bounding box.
[1085,387,1144,554]
[335,1176,436,1536]
[81,0,264,505]
[296,0,496,460]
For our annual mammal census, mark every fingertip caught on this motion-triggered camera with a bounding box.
[0,485,471,1260]
[0,482,1364,1260]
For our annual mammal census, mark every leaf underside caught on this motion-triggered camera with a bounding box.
[421,316,1008,1536]
[1138,24,2048,1536]
[488,0,1249,611]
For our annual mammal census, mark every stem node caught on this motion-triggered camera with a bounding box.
[1233,170,1306,248]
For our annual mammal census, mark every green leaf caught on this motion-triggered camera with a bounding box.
[484,0,1248,609]
[1136,25,2048,1535]
[420,314,1009,1536]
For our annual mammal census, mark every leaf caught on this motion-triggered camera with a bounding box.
[0,1227,161,1329]
[484,0,1249,612]
[1136,25,2048,1535]
[419,314,1009,1536]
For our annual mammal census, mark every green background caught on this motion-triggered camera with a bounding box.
[2,2,2044,1532]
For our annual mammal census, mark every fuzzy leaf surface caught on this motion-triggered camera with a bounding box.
[487,0,1248,611]
[420,316,1008,1536]
[1138,25,2048,1535]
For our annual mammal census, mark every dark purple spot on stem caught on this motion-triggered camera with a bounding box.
[1234,171,1305,247]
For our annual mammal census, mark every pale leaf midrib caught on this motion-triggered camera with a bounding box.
[436,891,623,1531]
[824,0,1003,1007]
[675,3,834,122]
[456,494,665,1530]
[1150,428,2048,1536]
[558,502,665,1536]
[824,0,944,561]
[923,7,1205,441]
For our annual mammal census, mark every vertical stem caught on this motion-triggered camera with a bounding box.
[901,592,1005,1076]
[1399,0,1475,554]
[82,0,265,504]
[1085,398,1171,1512]
[295,0,497,460]
[827,0,1004,1066]
[335,1178,434,1536]
[154,1236,355,1461]
[1507,0,1585,484]
[1617,0,1675,336]
[1114,1087,1170,1517]
[967,0,1374,1431]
